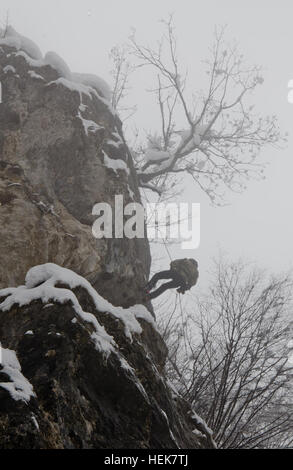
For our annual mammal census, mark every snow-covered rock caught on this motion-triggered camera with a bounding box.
[0,26,112,104]
[44,51,72,80]
[23,263,155,340]
[0,26,42,60]
[0,348,36,403]
[72,72,112,101]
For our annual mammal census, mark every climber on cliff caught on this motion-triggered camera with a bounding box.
[145,258,199,300]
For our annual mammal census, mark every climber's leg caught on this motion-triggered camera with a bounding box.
[148,279,181,299]
[146,270,173,290]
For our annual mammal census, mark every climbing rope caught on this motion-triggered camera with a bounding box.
[141,175,191,359]
[178,291,189,356]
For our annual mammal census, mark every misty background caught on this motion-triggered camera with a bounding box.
[2,0,293,299]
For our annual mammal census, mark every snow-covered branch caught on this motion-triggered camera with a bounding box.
[125,19,286,205]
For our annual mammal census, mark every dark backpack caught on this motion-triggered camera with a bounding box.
[170,258,199,288]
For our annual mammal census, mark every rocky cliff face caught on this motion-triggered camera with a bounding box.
[0,32,215,449]
[0,39,149,308]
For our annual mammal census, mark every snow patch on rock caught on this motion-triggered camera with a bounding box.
[46,77,95,100]
[103,152,130,176]
[28,70,45,80]
[44,51,72,80]
[12,50,43,68]
[107,139,122,149]
[72,72,112,102]
[77,106,103,136]
[0,348,36,403]
[3,64,16,74]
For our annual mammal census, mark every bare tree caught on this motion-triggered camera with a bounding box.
[110,45,137,120]
[111,17,285,203]
[160,259,293,448]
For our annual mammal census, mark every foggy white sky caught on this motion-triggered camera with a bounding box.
[2,0,293,291]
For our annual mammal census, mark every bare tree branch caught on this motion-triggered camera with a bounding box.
[159,258,293,448]
[122,19,287,205]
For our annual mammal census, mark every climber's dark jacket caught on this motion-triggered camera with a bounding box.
[146,258,199,299]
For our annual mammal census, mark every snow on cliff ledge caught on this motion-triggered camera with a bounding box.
[0,26,112,102]
[0,263,156,342]
[0,264,156,406]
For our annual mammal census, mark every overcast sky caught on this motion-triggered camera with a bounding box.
[2,0,293,293]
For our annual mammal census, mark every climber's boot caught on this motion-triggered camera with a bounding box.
[145,280,155,291]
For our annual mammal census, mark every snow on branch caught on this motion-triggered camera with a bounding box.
[127,19,286,205]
